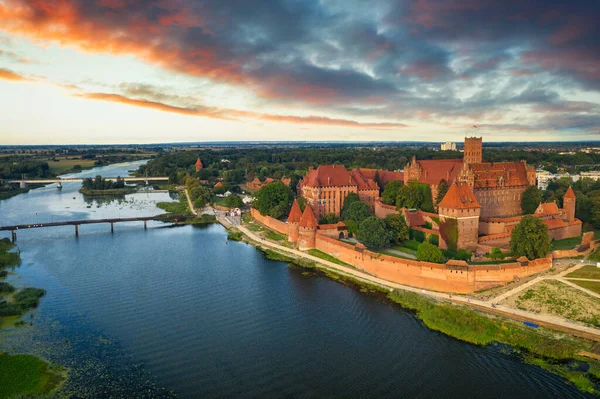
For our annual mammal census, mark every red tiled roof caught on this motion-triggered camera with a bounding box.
[403,209,425,227]
[412,159,463,185]
[263,177,276,184]
[195,157,202,167]
[350,169,379,191]
[303,165,353,187]
[299,205,318,228]
[356,168,404,187]
[281,177,291,186]
[544,218,567,230]
[438,182,481,209]
[469,162,529,189]
[287,199,302,223]
[249,177,261,185]
[536,202,560,215]
[214,182,223,187]
[564,187,576,199]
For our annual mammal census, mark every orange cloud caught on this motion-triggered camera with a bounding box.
[0,68,28,81]
[77,92,407,129]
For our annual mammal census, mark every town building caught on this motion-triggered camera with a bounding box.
[195,157,203,172]
[440,141,456,151]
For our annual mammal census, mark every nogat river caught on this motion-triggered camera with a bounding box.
[0,161,595,398]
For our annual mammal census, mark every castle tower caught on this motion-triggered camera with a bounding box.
[287,199,303,243]
[464,137,482,165]
[438,183,481,251]
[298,205,318,250]
[563,187,576,223]
[195,157,203,172]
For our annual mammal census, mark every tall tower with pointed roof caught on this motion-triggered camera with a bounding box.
[195,157,203,173]
[298,205,318,250]
[563,187,576,223]
[287,199,303,243]
[438,182,481,251]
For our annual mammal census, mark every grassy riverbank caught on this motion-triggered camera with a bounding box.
[0,353,65,398]
[0,238,66,397]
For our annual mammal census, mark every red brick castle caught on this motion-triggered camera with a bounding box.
[296,136,582,252]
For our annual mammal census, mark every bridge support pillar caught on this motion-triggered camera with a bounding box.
[144,221,147,230]
[111,223,114,233]
[75,225,79,237]
[57,182,62,189]
[19,181,27,189]
[11,230,16,244]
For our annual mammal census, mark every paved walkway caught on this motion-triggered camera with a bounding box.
[560,278,600,300]
[383,249,417,260]
[236,225,600,341]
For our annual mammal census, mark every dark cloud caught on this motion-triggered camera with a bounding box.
[0,0,598,136]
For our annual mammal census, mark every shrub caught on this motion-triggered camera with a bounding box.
[416,242,445,263]
[13,288,46,308]
[0,282,15,293]
[410,229,426,242]
[428,234,439,246]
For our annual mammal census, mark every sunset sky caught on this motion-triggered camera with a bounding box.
[0,0,599,144]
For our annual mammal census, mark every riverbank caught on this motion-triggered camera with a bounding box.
[0,239,66,398]
[232,222,600,394]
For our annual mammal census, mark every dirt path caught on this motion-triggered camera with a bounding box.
[236,225,600,341]
[559,278,600,300]
[184,189,198,216]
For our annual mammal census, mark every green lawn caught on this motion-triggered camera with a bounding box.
[589,249,600,262]
[307,249,353,267]
[265,231,286,242]
[156,198,188,214]
[390,246,417,255]
[569,280,600,295]
[0,353,64,398]
[213,196,229,207]
[566,265,600,280]
[551,236,582,251]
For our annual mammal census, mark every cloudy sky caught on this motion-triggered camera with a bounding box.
[0,0,599,144]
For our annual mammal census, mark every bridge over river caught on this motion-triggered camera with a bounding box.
[2,214,193,242]
[5,176,169,188]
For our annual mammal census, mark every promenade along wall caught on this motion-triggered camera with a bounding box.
[314,234,550,293]
[250,208,289,235]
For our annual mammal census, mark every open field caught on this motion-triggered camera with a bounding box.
[504,280,600,328]
[566,266,600,280]
[569,280,600,295]
[47,158,97,174]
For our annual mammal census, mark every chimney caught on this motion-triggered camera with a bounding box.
[328,176,331,185]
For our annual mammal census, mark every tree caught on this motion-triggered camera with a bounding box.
[225,195,244,208]
[341,193,361,219]
[396,185,423,209]
[436,179,449,205]
[381,180,403,206]
[416,242,445,263]
[521,186,542,214]
[296,196,307,212]
[189,185,211,208]
[342,201,372,234]
[384,213,409,244]
[357,216,392,249]
[253,181,294,219]
[319,213,340,224]
[509,215,551,260]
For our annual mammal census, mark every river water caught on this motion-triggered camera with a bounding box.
[0,161,595,398]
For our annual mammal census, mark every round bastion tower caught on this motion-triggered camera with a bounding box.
[298,205,318,250]
[287,199,303,243]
